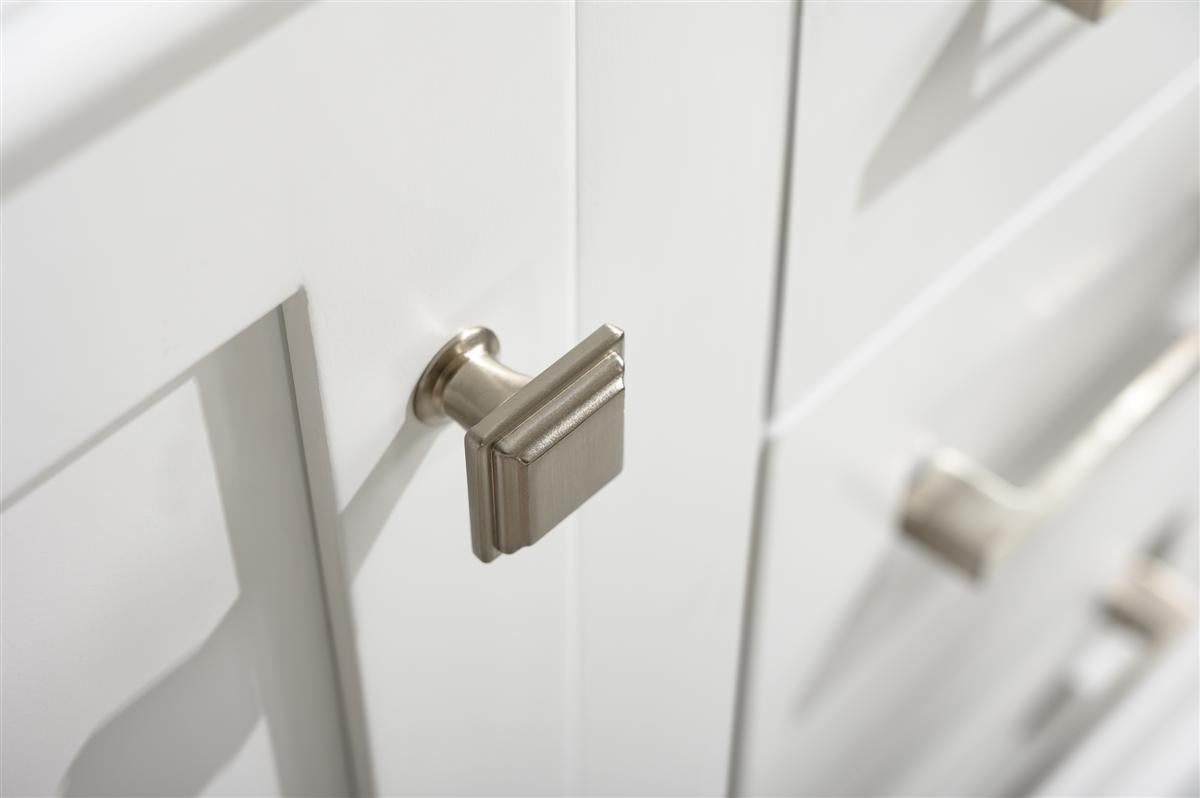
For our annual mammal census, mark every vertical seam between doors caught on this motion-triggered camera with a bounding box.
[727,2,805,795]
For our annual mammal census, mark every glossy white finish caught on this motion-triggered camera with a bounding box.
[772,0,1199,410]
[0,1,303,502]
[736,76,1200,796]
[10,2,1193,794]
[1,1,255,181]
[1,1,573,511]
[3,2,574,793]
[0,312,350,797]
[575,3,793,792]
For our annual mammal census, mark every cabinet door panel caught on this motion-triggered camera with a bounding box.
[0,311,350,797]
[3,4,574,794]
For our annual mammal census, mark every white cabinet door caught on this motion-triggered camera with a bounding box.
[2,3,792,795]
[1,311,353,797]
[3,3,574,795]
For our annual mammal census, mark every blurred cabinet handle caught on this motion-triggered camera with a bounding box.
[1062,555,1194,705]
[1032,554,1193,765]
[1050,0,1123,22]
[1104,555,1195,645]
[413,324,625,563]
[902,330,1199,579]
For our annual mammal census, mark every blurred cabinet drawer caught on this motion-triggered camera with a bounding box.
[773,0,1198,409]
[735,68,1199,797]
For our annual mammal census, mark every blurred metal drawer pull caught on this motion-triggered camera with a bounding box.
[1105,555,1195,645]
[413,324,625,563]
[902,329,1199,579]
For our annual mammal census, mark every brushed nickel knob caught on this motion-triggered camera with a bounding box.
[413,324,625,562]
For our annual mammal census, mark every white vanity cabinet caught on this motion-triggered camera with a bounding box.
[2,2,1195,797]
[1,2,789,796]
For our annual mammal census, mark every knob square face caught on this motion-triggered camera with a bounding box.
[463,324,625,562]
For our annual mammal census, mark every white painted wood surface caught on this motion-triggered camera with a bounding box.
[771,0,1199,412]
[9,2,1192,795]
[574,3,793,794]
[1,311,351,797]
[4,2,796,793]
[736,76,1200,795]
[3,3,575,794]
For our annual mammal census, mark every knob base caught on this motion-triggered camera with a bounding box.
[412,327,503,425]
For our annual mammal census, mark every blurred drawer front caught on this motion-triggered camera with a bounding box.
[735,69,1199,797]
[773,0,1198,408]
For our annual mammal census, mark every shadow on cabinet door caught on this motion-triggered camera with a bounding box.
[1,2,309,201]
[58,309,352,797]
[859,0,1079,208]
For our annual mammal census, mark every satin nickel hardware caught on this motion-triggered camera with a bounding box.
[902,329,1199,579]
[1105,556,1195,645]
[1051,0,1122,22]
[413,324,625,562]
[1031,555,1193,775]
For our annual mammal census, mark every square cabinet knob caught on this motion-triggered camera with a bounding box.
[413,324,625,562]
